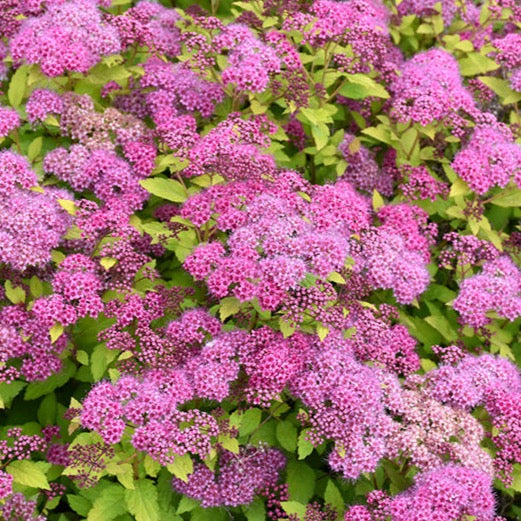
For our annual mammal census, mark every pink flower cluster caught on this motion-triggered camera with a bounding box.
[110,0,181,57]
[339,134,394,196]
[0,304,68,381]
[214,24,281,93]
[0,106,20,137]
[391,49,476,126]
[10,0,121,76]
[282,0,393,73]
[291,336,392,479]
[453,255,521,328]
[345,465,497,521]
[0,151,71,271]
[451,121,521,194]
[172,446,286,507]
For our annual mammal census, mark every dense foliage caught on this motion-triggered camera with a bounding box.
[0,0,521,519]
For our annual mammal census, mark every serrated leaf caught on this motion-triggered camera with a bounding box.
[100,257,118,270]
[8,65,29,108]
[88,484,126,521]
[297,429,314,459]
[324,481,344,514]
[459,53,499,76]
[28,136,43,160]
[166,454,193,483]
[279,317,296,338]
[316,324,329,341]
[49,322,64,343]
[243,499,266,521]
[239,408,262,437]
[490,188,521,208]
[7,460,50,490]
[140,178,187,203]
[311,123,329,151]
[450,177,470,198]
[125,479,160,521]
[340,74,389,99]
[287,461,315,503]
[176,496,199,514]
[4,280,25,304]
[57,198,76,215]
[281,501,306,519]
[276,420,298,452]
[219,435,239,454]
[219,297,240,321]
[68,495,92,517]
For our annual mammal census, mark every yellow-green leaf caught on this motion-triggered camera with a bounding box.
[7,460,50,490]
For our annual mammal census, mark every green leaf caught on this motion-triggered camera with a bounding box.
[140,178,187,203]
[8,65,29,108]
[37,392,57,425]
[297,429,314,460]
[68,495,92,517]
[4,280,25,304]
[340,74,389,99]
[28,137,43,161]
[372,189,385,211]
[29,276,43,298]
[49,323,64,343]
[7,460,50,490]
[311,123,329,151]
[324,480,344,514]
[166,454,193,483]
[125,479,160,521]
[287,461,315,503]
[279,317,296,338]
[276,420,298,452]
[0,381,26,408]
[219,297,240,321]
[490,188,521,208]
[239,408,262,437]
[88,484,126,521]
[176,496,199,514]
[243,498,266,521]
[425,314,458,342]
[91,343,119,380]
[281,501,306,520]
[459,53,499,76]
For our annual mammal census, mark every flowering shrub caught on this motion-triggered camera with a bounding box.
[0,0,521,520]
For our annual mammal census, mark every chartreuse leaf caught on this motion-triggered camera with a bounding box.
[219,296,240,321]
[140,177,187,203]
[88,483,126,521]
[125,479,160,521]
[68,495,92,517]
[7,460,50,490]
[458,53,499,76]
[297,429,314,459]
[166,453,193,483]
[4,280,25,304]
[239,407,262,437]
[8,64,29,108]
[490,188,521,208]
[281,501,307,520]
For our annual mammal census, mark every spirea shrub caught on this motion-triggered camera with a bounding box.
[0,0,520,520]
